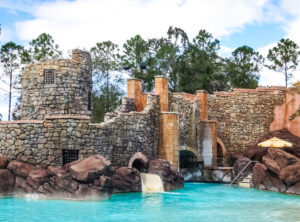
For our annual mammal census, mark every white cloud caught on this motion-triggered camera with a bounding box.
[13,0,272,54]
[0,26,13,43]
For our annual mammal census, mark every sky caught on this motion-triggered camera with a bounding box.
[0,0,300,120]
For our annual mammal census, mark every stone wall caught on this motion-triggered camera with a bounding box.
[208,88,286,154]
[0,95,160,168]
[170,93,201,155]
[21,49,92,120]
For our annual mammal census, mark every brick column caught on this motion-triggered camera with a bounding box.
[127,78,145,112]
[159,112,179,168]
[155,76,169,112]
[197,90,208,121]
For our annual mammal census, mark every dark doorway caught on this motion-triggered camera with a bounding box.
[217,143,224,166]
[132,159,147,172]
[179,150,198,169]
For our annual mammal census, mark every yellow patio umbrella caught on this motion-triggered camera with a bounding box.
[258,137,293,148]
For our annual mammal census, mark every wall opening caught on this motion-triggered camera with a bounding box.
[216,137,227,166]
[132,159,147,172]
[44,69,55,85]
[179,150,198,169]
[128,152,148,171]
[62,149,79,165]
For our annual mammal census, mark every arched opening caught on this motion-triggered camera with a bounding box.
[128,152,148,172]
[216,137,227,166]
[179,150,198,169]
[132,159,147,172]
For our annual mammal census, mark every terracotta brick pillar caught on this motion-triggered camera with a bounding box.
[197,90,208,121]
[127,78,145,111]
[201,120,217,168]
[155,76,169,112]
[159,112,179,168]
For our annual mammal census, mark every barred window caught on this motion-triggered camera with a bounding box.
[62,149,79,165]
[88,91,92,111]
[44,69,55,85]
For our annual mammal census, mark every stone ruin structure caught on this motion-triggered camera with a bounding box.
[0,49,299,183]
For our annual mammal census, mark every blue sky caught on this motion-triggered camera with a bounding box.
[0,0,300,120]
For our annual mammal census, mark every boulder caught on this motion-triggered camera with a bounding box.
[93,175,111,192]
[48,166,69,179]
[262,171,286,192]
[69,155,111,182]
[111,167,141,193]
[0,157,9,169]
[147,159,184,191]
[50,176,79,193]
[252,162,286,192]
[26,169,50,189]
[7,160,35,178]
[267,148,299,169]
[286,181,300,195]
[244,147,268,162]
[0,169,15,194]
[262,156,280,175]
[252,163,267,189]
[233,157,253,182]
[15,176,33,193]
[73,184,110,201]
[279,164,300,185]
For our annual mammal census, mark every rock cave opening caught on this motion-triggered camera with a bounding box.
[132,159,147,172]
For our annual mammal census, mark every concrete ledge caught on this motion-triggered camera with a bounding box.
[154,75,168,80]
[0,120,44,124]
[127,78,142,82]
[160,112,179,115]
[45,115,90,120]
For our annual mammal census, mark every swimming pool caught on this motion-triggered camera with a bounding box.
[0,183,299,222]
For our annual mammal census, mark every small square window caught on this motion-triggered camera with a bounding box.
[44,69,55,85]
[62,149,79,165]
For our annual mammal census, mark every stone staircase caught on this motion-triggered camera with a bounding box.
[238,173,252,188]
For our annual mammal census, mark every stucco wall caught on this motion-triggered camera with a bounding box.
[270,87,300,137]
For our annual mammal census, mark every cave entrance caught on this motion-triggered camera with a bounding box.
[132,159,147,172]
[179,150,198,169]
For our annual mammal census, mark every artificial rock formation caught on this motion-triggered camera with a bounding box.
[111,167,142,193]
[0,155,184,199]
[243,148,300,195]
[147,159,184,191]
[0,155,112,200]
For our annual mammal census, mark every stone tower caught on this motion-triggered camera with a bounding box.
[21,49,92,120]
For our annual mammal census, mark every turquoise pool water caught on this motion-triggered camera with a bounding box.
[0,183,300,222]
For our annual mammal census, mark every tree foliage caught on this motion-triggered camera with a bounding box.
[178,29,228,94]
[29,33,62,62]
[266,38,300,87]
[225,46,264,89]
[122,35,155,91]
[90,41,124,122]
[0,42,29,120]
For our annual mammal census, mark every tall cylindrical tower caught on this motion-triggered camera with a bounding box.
[21,49,92,120]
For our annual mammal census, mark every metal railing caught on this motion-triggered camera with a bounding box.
[230,160,258,185]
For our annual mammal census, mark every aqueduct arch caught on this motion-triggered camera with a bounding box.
[216,137,227,157]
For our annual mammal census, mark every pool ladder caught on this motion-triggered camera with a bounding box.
[230,160,258,186]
